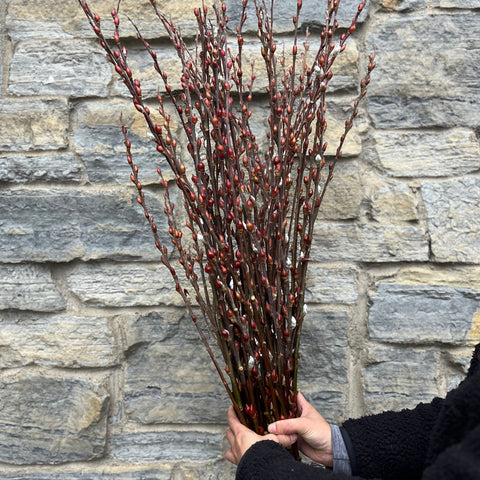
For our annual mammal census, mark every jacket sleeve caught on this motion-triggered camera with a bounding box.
[342,397,445,480]
[235,440,377,480]
[422,422,480,479]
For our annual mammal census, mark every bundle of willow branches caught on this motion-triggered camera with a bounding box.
[79,0,374,443]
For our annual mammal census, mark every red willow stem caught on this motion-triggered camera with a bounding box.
[78,0,374,438]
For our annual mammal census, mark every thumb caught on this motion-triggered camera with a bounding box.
[268,416,311,437]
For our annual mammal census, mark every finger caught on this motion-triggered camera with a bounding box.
[225,448,236,465]
[268,416,312,436]
[271,432,298,447]
[227,405,241,431]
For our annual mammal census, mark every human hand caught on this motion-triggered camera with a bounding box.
[267,392,333,467]
[225,406,297,465]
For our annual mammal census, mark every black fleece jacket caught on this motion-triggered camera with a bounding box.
[236,343,480,480]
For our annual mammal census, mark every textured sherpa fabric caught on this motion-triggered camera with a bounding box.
[235,343,480,480]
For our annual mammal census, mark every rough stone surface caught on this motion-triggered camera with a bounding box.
[0,315,122,368]
[367,14,480,128]
[372,128,480,177]
[5,0,197,40]
[8,40,111,97]
[422,178,480,263]
[0,374,109,464]
[298,307,350,422]
[364,347,438,414]
[432,0,480,6]
[381,0,427,9]
[0,153,82,183]
[68,263,182,308]
[225,0,369,33]
[123,312,229,424]
[0,99,69,151]
[311,223,429,262]
[0,472,171,480]
[369,283,480,345]
[0,264,66,312]
[318,162,364,220]
[74,100,173,184]
[110,431,223,463]
[370,182,419,223]
[0,189,163,263]
[304,264,359,304]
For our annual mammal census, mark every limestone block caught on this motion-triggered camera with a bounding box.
[0,472,170,480]
[368,284,480,345]
[6,0,197,41]
[311,223,428,262]
[297,307,350,422]
[318,162,363,220]
[8,40,111,97]
[0,99,69,152]
[0,315,122,368]
[395,265,480,292]
[0,373,109,464]
[0,188,163,263]
[0,153,82,183]
[367,13,480,128]
[123,313,228,424]
[74,100,173,184]
[225,0,369,33]
[380,0,427,9]
[68,263,183,308]
[370,182,419,223]
[422,178,480,263]
[364,347,438,414]
[304,264,359,304]
[0,264,65,312]
[432,0,480,6]
[110,431,223,463]
[372,129,480,177]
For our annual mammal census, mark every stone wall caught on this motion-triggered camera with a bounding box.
[0,0,479,477]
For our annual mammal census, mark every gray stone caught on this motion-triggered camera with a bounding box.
[0,99,69,151]
[422,178,480,263]
[364,347,438,414]
[318,162,363,220]
[74,100,173,184]
[0,188,164,263]
[367,14,480,128]
[5,0,190,40]
[0,153,82,183]
[311,223,429,262]
[0,374,109,464]
[0,472,170,480]
[67,263,183,308]
[225,0,369,33]
[123,313,229,424]
[432,0,480,6]
[110,431,223,462]
[297,307,350,422]
[372,129,480,177]
[0,315,122,368]
[304,264,359,304]
[0,264,65,312]
[369,284,480,345]
[8,40,111,97]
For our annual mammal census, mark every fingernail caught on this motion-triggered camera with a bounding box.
[267,423,277,434]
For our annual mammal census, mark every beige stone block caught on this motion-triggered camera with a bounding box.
[370,182,419,223]
[6,0,199,40]
[0,99,69,152]
[373,129,480,177]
